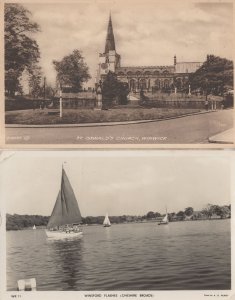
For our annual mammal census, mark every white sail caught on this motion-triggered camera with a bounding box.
[162,214,168,223]
[33,225,36,230]
[103,213,111,226]
[158,210,169,225]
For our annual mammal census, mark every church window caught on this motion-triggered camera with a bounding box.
[154,79,161,89]
[135,71,142,76]
[144,71,151,76]
[139,78,147,89]
[130,79,136,91]
[164,79,170,87]
[117,72,125,76]
[127,71,133,76]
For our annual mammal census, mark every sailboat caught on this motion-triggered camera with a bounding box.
[158,209,169,225]
[103,213,111,227]
[45,166,83,238]
[33,225,36,230]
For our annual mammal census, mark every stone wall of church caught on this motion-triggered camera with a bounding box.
[115,66,177,92]
[117,74,174,92]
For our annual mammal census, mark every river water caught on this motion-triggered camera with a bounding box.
[7,220,231,291]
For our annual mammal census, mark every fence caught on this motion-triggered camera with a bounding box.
[5,97,96,111]
[5,99,42,111]
[59,98,96,109]
[143,91,201,101]
[5,92,232,111]
[141,99,222,110]
[53,92,96,109]
[61,92,96,99]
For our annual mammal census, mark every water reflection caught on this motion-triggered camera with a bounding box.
[47,237,84,290]
[103,227,111,240]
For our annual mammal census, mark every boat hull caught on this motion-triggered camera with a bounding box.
[103,224,111,227]
[158,222,168,225]
[45,230,83,239]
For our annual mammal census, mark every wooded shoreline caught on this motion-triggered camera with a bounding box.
[6,205,231,231]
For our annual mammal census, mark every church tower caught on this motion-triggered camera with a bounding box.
[97,14,121,82]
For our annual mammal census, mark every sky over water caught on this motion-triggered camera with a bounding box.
[2,151,231,217]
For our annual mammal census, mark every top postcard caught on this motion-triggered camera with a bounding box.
[2,0,234,148]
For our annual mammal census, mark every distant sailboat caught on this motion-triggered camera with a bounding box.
[158,208,169,225]
[103,213,111,227]
[45,166,83,238]
[33,225,36,230]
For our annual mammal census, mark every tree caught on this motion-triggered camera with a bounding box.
[213,205,230,219]
[102,71,129,107]
[223,205,231,218]
[5,4,40,95]
[5,69,23,96]
[45,84,57,98]
[184,207,194,217]
[146,211,155,219]
[6,214,49,230]
[212,205,223,218]
[154,212,161,218]
[53,50,91,92]
[173,76,189,93]
[168,212,176,222]
[201,203,214,218]
[189,55,233,97]
[176,211,185,220]
[28,64,43,98]
[118,82,129,105]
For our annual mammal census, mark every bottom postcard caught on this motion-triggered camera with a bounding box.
[0,150,234,300]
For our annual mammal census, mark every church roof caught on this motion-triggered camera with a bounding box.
[116,65,175,75]
[105,14,116,53]
[175,62,203,73]
[117,66,174,70]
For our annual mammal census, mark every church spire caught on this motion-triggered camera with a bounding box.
[104,14,116,53]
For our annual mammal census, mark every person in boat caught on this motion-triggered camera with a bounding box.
[64,225,70,233]
[50,226,58,231]
[74,225,81,232]
[65,224,78,233]
[55,224,81,233]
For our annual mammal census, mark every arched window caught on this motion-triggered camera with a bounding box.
[154,79,161,89]
[129,79,136,91]
[139,78,147,90]
[127,71,133,76]
[153,70,160,76]
[135,71,142,76]
[163,70,169,74]
[164,79,170,88]
[144,71,151,76]
[117,72,125,76]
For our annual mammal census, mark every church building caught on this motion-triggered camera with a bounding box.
[97,15,203,93]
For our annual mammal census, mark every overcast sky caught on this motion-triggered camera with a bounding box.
[21,1,233,86]
[1,151,233,217]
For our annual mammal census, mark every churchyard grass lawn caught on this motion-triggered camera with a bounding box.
[5,107,202,125]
